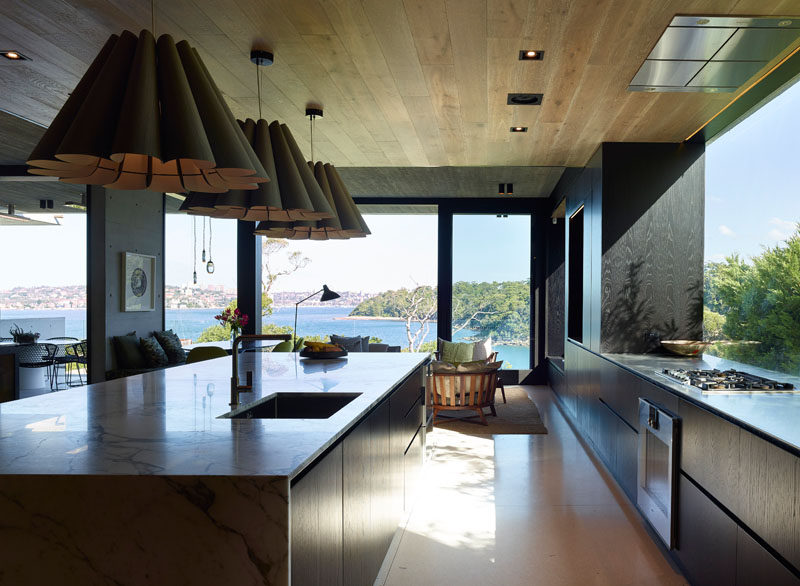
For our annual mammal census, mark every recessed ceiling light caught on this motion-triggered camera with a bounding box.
[696,18,710,25]
[779,19,793,27]
[507,93,543,105]
[510,126,528,132]
[519,50,544,61]
[1,50,29,60]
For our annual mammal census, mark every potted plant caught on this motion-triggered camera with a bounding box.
[9,324,40,344]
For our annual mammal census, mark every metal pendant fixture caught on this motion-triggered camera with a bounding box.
[27,29,270,193]
[253,108,370,240]
[179,49,334,221]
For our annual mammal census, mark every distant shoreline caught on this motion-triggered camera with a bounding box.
[334,315,404,321]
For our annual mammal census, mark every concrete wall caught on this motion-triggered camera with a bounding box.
[87,187,164,381]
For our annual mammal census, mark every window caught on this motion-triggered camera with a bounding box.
[262,211,438,352]
[704,77,800,376]
[164,214,236,344]
[567,207,584,343]
[452,214,531,369]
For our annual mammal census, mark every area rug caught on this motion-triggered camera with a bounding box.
[433,386,548,436]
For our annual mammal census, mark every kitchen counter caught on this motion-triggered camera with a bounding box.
[604,352,800,455]
[0,351,429,477]
[0,352,429,585]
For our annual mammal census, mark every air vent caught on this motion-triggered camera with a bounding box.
[507,93,543,105]
[628,15,800,93]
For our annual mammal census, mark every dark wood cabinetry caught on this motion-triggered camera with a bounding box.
[292,365,426,586]
[291,444,344,586]
[675,473,737,586]
[737,527,800,586]
[555,343,800,585]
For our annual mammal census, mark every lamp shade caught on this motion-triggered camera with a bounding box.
[253,162,370,240]
[180,118,337,220]
[27,30,269,193]
[320,285,340,302]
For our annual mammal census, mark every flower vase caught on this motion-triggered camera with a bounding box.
[230,328,239,347]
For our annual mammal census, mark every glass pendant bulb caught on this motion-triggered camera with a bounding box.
[206,260,215,274]
[193,270,197,285]
[202,249,206,262]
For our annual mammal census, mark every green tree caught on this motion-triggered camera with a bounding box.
[705,230,800,373]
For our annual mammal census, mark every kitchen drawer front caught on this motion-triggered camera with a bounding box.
[598,359,679,429]
[678,399,740,513]
[392,369,424,420]
[674,473,737,586]
[737,527,800,586]
[403,424,424,512]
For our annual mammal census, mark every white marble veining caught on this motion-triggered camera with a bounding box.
[0,352,429,478]
[605,352,800,454]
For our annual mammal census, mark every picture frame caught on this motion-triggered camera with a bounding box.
[121,252,156,312]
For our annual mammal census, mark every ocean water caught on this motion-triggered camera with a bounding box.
[1,306,530,368]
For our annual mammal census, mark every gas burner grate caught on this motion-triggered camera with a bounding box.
[661,368,795,393]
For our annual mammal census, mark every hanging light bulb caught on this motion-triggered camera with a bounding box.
[206,218,215,273]
[192,216,198,284]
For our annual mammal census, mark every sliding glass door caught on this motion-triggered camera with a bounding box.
[451,214,531,369]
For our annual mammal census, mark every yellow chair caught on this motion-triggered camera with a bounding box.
[185,346,228,364]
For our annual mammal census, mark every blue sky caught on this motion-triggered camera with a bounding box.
[705,76,800,263]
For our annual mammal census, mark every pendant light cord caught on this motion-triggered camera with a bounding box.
[151,0,156,35]
[208,219,213,259]
[310,115,314,162]
[256,63,262,120]
[192,216,196,272]
[202,216,206,253]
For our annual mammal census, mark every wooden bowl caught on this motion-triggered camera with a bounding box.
[660,340,712,357]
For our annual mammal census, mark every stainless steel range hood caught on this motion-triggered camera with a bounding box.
[628,16,800,93]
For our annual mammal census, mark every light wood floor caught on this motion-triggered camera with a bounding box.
[379,386,688,586]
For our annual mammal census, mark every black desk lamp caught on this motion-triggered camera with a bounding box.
[294,285,340,349]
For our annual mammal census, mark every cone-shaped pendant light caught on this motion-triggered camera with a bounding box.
[254,162,370,240]
[27,30,269,193]
[180,119,335,220]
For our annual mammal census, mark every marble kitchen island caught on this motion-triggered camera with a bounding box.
[0,352,429,586]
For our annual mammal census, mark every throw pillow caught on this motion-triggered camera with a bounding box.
[330,334,367,353]
[140,336,169,368]
[272,341,293,352]
[154,329,186,364]
[456,359,503,373]
[472,337,493,361]
[431,360,457,373]
[439,338,473,363]
[112,333,147,370]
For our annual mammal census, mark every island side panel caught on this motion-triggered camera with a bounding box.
[0,474,289,585]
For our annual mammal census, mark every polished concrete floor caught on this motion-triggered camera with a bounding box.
[379,386,687,586]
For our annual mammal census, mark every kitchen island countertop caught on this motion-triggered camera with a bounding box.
[0,352,429,478]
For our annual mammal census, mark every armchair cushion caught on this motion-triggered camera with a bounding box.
[330,334,369,352]
[431,360,457,373]
[153,329,186,364]
[112,332,147,370]
[368,343,389,352]
[456,359,503,373]
[438,338,473,363]
[139,336,169,368]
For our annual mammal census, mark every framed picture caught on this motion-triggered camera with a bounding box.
[121,252,156,312]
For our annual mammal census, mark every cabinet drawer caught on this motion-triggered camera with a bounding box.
[737,527,800,586]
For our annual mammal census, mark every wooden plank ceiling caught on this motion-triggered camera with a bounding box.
[0,0,799,174]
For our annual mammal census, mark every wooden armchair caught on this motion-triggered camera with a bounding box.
[429,369,500,426]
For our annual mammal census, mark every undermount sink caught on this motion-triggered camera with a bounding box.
[221,392,361,419]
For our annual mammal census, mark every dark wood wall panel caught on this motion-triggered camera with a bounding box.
[546,218,565,358]
[737,528,800,586]
[599,143,705,353]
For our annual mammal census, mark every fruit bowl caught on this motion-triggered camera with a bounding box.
[299,348,348,359]
[660,340,712,357]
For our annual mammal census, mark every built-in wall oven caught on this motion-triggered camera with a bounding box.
[637,398,680,548]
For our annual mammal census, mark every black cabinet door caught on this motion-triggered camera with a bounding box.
[343,416,373,586]
[674,473,737,586]
[615,416,638,502]
[737,527,800,586]
[678,400,740,514]
[291,444,343,586]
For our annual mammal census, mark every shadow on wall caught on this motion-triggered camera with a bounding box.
[603,262,703,353]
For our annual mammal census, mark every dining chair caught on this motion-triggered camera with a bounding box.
[16,343,56,391]
[46,338,79,391]
[66,341,88,387]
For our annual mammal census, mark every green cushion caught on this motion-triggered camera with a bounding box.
[293,337,304,352]
[272,341,293,352]
[154,329,186,364]
[140,336,168,368]
[186,346,228,364]
[112,333,147,370]
[439,339,473,364]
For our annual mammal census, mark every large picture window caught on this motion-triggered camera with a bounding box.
[704,78,800,376]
